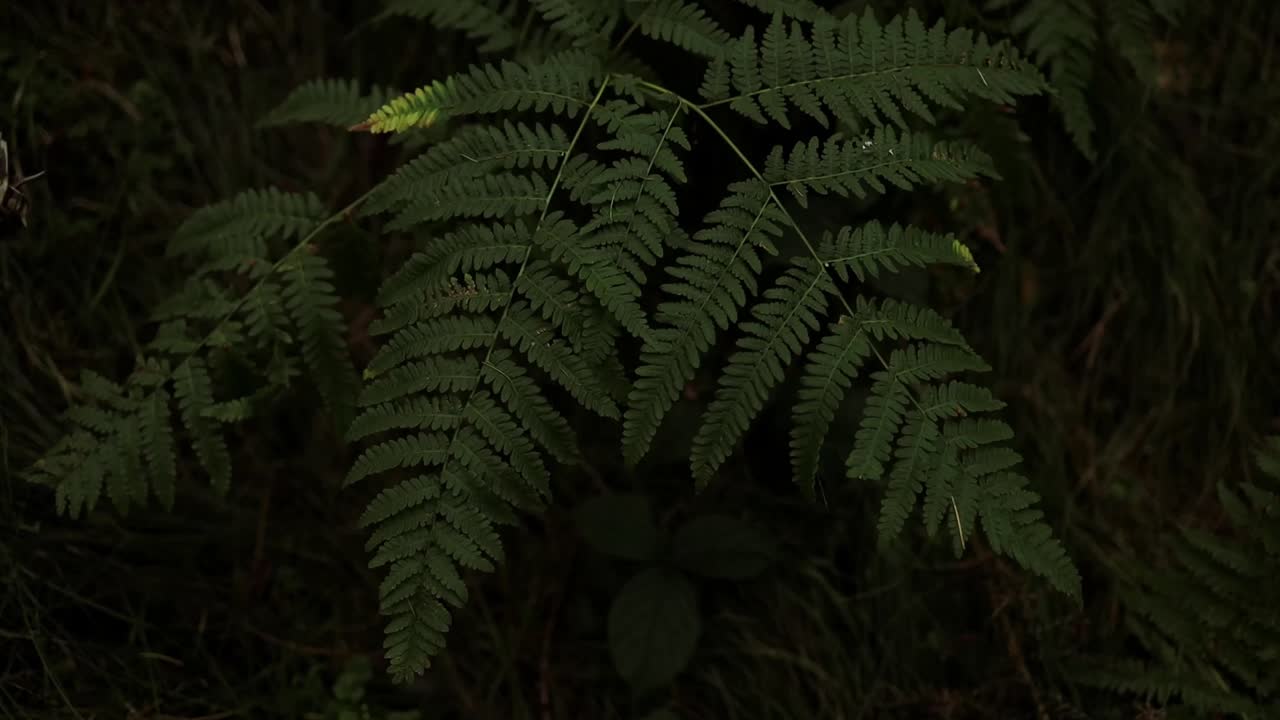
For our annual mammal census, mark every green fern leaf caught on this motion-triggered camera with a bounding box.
[626,0,731,58]
[789,316,873,492]
[622,179,785,465]
[379,0,522,53]
[259,78,399,128]
[169,188,327,258]
[987,0,1098,158]
[361,52,606,133]
[819,222,981,282]
[280,251,361,431]
[347,72,621,680]
[141,389,178,511]
[704,10,1046,129]
[765,130,997,208]
[363,121,571,217]
[691,259,833,484]
[174,359,232,494]
[529,0,621,45]
[877,411,939,547]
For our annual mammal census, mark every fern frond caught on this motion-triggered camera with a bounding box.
[625,0,732,58]
[280,251,361,432]
[765,130,997,208]
[1076,436,1280,711]
[28,351,235,517]
[259,78,399,128]
[361,52,605,133]
[789,316,872,491]
[347,73,621,680]
[529,0,621,45]
[818,221,981,280]
[622,179,785,464]
[363,121,571,218]
[140,388,178,510]
[691,259,833,484]
[174,358,233,495]
[700,10,1045,130]
[876,411,939,547]
[29,180,368,516]
[987,0,1098,158]
[169,188,328,258]
[379,0,522,53]
[789,297,971,491]
[729,0,826,22]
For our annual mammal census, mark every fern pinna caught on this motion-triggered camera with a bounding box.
[343,3,1080,679]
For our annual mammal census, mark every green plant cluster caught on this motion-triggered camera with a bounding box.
[3,0,1277,718]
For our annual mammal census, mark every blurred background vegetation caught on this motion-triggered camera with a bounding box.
[1,1,1276,718]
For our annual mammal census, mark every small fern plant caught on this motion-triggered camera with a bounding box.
[28,0,1083,682]
[1074,436,1280,716]
[27,188,359,516]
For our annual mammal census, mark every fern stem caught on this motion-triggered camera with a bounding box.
[639,79,970,540]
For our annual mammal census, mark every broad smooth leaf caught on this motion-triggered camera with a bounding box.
[575,493,660,561]
[670,514,776,580]
[608,568,700,690]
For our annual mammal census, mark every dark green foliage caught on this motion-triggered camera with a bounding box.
[27,1,1269,712]
[20,2,1274,716]
[22,0,1082,681]
[335,1,1079,678]
[986,0,1186,159]
[27,187,360,514]
[1074,437,1280,714]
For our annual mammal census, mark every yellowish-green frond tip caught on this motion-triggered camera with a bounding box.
[361,80,451,134]
[952,239,979,273]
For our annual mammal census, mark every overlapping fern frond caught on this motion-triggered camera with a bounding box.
[1074,436,1280,715]
[27,188,359,515]
[987,0,1185,159]
[379,0,524,53]
[259,78,399,129]
[699,9,1044,130]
